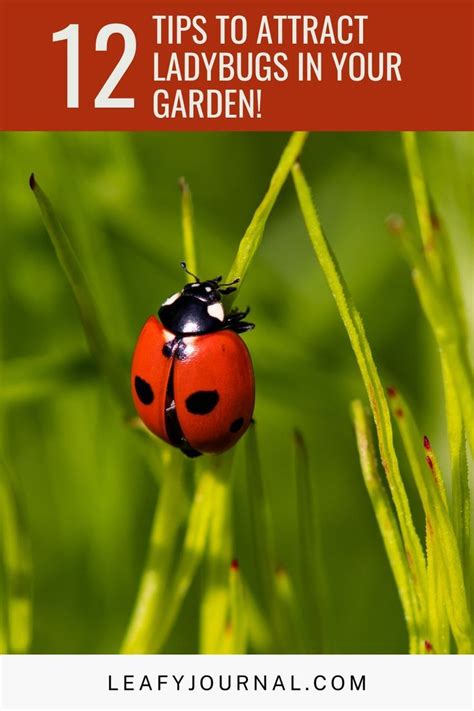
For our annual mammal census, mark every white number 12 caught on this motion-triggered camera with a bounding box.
[52,23,136,109]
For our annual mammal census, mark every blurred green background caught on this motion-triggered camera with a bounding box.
[0,131,472,653]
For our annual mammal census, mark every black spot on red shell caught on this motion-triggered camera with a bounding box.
[134,376,154,405]
[230,417,244,433]
[185,390,219,415]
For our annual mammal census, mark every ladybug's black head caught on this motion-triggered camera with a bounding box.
[158,263,240,336]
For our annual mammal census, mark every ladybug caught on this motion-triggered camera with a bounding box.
[131,263,255,457]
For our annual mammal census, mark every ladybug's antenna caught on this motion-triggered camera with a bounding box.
[219,277,240,288]
[218,277,240,295]
[180,261,200,282]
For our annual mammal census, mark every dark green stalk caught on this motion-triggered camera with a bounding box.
[29,175,131,414]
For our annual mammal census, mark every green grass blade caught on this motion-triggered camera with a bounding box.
[154,453,232,652]
[400,133,472,571]
[179,178,198,278]
[292,163,427,627]
[200,453,234,653]
[0,564,7,653]
[387,389,471,653]
[388,216,474,456]
[426,518,450,653]
[351,401,421,654]
[225,132,308,301]
[0,457,33,653]
[441,359,470,603]
[274,566,301,652]
[429,206,469,344]
[244,423,277,627]
[120,450,188,654]
[29,175,131,414]
[243,582,272,652]
[228,559,247,654]
[401,133,442,284]
[293,429,324,652]
[402,133,469,342]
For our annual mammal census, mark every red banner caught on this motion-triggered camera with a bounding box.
[1,0,473,130]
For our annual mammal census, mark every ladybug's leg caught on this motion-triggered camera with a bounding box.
[162,336,179,358]
[162,336,191,360]
[224,306,255,333]
[180,444,203,458]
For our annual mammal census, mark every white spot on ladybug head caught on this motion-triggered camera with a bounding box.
[191,283,200,288]
[207,302,224,321]
[205,286,212,292]
[162,292,180,307]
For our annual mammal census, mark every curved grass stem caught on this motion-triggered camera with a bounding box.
[387,390,471,653]
[400,133,472,591]
[200,453,234,653]
[179,177,198,278]
[225,132,308,303]
[351,401,421,654]
[0,457,33,653]
[120,449,188,653]
[293,430,324,652]
[228,560,247,653]
[153,453,233,652]
[292,163,427,639]
[29,175,132,415]
[244,424,278,642]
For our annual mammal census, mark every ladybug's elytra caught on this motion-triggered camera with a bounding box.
[131,263,255,457]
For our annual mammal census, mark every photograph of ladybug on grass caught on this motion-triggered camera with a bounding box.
[1,132,472,655]
[131,263,255,458]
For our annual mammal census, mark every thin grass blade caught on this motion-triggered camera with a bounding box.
[274,565,301,652]
[29,175,131,414]
[243,582,273,652]
[442,359,470,603]
[0,457,33,653]
[388,216,474,458]
[225,132,308,301]
[400,133,472,571]
[228,559,247,654]
[293,429,324,652]
[200,453,234,653]
[120,450,189,653]
[244,423,277,628]
[426,518,450,653]
[351,401,421,654]
[401,132,442,284]
[179,178,198,278]
[387,389,471,653]
[153,452,232,652]
[292,164,427,630]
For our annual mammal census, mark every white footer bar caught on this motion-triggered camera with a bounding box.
[0,654,472,710]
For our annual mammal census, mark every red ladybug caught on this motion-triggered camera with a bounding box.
[131,263,255,457]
